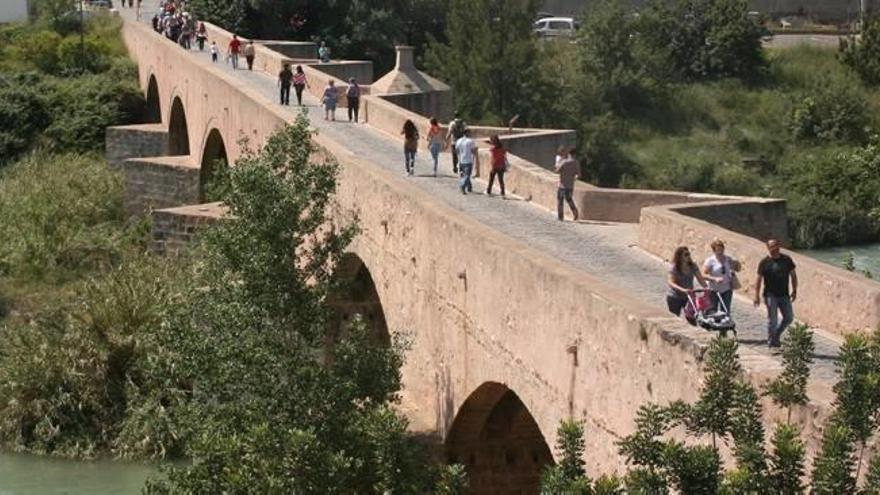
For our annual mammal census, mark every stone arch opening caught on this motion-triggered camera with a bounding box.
[326,253,390,353]
[168,96,190,156]
[144,75,161,124]
[200,128,228,202]
[446,382,554,494]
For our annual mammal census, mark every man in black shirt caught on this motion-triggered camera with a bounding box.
[753,239,798,348]
[278,63,293,106]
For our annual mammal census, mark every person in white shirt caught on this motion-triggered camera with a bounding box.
[702,238,740,314]
[454,129,479,195]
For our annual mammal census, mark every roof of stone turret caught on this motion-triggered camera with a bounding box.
[370,46,450,94]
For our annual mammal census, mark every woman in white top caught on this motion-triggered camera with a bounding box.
[702,238,740,314]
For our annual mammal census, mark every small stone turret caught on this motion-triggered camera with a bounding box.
[370,46,450,95]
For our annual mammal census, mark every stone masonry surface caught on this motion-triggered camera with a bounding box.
[126,2,849,464]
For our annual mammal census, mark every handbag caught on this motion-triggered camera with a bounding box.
[728,257,742,290]
[503,157,511,172]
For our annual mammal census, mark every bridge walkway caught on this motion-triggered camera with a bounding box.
[128,6,841,388]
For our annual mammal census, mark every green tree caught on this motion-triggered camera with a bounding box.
[833,334,880,479]
[188,0,251,36]
[576,0,660,116]
[767,423,806,494]
[811,421,857,495]
[143,115,437,493]
[687,336,741,448]
[639,0,765,82]
[425,0,549,125]
[435,464,469,494]
[840,15,880,86]
[540,419,593,494]
[863,451,880,494]
[727,381,768,491]
[763,323,814,421]
[662,443,722,494]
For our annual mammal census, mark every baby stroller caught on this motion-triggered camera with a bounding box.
[683,289,737,338]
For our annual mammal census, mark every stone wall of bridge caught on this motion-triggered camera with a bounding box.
[114,15,875,482]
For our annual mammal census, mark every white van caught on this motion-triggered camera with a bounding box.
[533,17,579,38]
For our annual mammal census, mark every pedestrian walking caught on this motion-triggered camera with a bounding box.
[210,41,218,62]
[321,79,338,121]
[426,118,443,177]
[228,34,241,69]
[318,41,331,63]
[486,135,507,197]
[196,21,207,51]
[244,40,256,70]
[754,239,798,348]
[293,65,308,106]
[446,113,467,174]
[346,77,360,122]
[667,246,708,317]
[278,63,293,105]
[554,147,579,221]
[454,129,478,194]
[401,119,420,175]
[702,238,740,314]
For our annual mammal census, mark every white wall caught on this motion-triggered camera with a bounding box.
[0,0,28,24]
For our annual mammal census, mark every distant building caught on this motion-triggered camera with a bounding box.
[543,0,862,23]
[0,0,29,24]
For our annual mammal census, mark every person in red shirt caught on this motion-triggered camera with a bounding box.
[228,35,241,70]
[486,135,507,198]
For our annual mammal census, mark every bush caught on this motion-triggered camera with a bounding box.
[42,64,144,152]
[789,77,870,144]
[0,255,181,458]
[0,151,124,279]
[840,15,880,86]
[0,73,49,163]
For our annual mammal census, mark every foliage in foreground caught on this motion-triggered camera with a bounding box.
[542,329,880,494]
[135,115,446,492]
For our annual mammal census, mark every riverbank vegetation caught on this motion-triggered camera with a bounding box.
[0,15,143,166]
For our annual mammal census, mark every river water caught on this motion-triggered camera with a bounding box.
[0,452,158,494]
[802,243,880,276]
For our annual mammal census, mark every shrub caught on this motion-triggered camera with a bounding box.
[0,73,49,164]
[0,151,124,279]
[0,255,180,458]
[42,62,144,153]
[840,15,880,86]
[789,77,870,143]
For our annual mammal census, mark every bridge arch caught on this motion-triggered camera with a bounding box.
[200,128,228,201]
[446,382,553,494]
[144,74,161,124]
[167,96,190,156]
[327,252,390,348]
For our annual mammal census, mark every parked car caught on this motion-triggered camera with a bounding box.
[534,17,579,38]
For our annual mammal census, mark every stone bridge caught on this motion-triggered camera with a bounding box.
[108,6,880,492]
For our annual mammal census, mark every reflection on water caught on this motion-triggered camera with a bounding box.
[0,451,158,495]
[803,243,880,276]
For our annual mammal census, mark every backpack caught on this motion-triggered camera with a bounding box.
[451,119,466,139]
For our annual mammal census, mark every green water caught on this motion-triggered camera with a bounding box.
[803,243,880,276]
[0,452,158,494]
